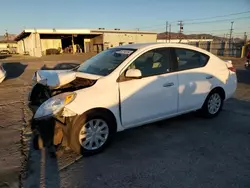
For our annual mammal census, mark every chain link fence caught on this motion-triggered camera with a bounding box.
[185,41,243,57]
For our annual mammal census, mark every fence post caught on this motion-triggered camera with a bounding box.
[241,45,246,58]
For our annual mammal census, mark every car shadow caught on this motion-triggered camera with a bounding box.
[24,118,60,188]
[0,54,11,59]
[58,97,250,187]
[2,62,27,79]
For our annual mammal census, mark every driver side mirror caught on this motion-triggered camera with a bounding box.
[125,69,142,79]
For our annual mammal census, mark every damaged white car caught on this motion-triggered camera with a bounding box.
[31,43,237,155]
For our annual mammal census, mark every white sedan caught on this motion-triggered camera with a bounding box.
[0,63,6,83]
[32,43,237,155]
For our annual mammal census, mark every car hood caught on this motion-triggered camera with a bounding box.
[33,69,103,88]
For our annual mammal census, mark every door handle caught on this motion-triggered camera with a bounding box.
[163,82,174,87]
[206,75,214,79]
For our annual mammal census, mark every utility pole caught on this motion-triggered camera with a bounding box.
[166,21,168,43]
[168,24,171,43]
[244,32,247,44]
[5,30,9,41]
[229,21,234,41]
[135,28,139,43]
[178,21,184,43]
[229,21,234,56]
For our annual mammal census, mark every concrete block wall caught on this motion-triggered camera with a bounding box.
[103,33,157,48]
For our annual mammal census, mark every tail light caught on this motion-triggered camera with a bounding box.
[228,67,236,72]
[224,60,236,72]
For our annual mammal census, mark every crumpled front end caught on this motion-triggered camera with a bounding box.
[33,70,77,89]
[29,69,98,105]
[0,64,6,83]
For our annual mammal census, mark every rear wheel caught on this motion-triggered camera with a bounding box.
[200,91,223,118]
[69,113,116,155]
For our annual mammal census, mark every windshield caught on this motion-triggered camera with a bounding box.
[77,48,136,76]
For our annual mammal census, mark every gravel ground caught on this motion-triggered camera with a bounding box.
[0,55,249,188]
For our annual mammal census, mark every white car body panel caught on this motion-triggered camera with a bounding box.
[177,55,231,112]
[65,77,123,130]
[119,72,178,127]
[36,43,237,132]
[0,63,6,83]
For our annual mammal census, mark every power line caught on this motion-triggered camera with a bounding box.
[180,10,250,22]
[184,15,250,25]
[185,29,230,33]
[135,11,250,30]
[185,26,250,33]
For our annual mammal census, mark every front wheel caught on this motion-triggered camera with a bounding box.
[69,113,116,155]
[200,91,223,118]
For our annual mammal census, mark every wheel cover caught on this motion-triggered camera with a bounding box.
[79,119,109,150]
[208,93,221,114]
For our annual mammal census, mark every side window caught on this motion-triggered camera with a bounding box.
[127,48,171,78]
[174,48,209,71]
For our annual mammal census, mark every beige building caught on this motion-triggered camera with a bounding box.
[14,28,157,57]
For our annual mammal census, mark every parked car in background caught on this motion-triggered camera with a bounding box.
[0,50,10,54]
[40,63,79,70]
[31,43,237,156]
[0,63,6,83]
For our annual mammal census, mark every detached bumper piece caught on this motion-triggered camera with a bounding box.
[31,117,64,151]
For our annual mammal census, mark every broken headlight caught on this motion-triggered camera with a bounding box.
[34,92,76,120]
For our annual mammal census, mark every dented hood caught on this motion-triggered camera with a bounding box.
[33,70,102,88]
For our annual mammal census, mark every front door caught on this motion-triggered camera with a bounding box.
[118,47,178,127]
[171,47,213,112]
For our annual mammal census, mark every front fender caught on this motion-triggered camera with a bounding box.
[66,84,119,114]
[64,83,122,130]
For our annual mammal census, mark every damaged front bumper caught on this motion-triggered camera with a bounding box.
[31,91,78,149]
[31,112,75,150]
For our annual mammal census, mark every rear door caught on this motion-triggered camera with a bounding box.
[171,47,213,112]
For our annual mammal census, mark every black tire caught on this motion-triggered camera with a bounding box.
[69,112,116,156]
[200,90,224,118]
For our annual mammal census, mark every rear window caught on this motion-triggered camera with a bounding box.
[174,48,210,71]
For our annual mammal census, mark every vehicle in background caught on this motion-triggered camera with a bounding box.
[0,63,6,83]
[40,63,80,70]
[245,51,250,68]
[245,60,249,68]
[0,50,10,54]
[30,43,237,156]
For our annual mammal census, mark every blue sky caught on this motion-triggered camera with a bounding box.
[0,0,250,37]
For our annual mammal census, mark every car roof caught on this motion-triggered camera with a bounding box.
[115,42,197,49]
[115,42,213,56]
